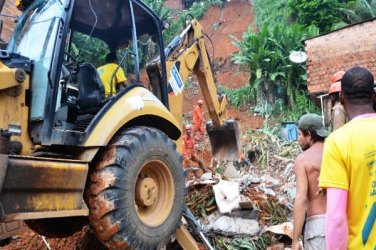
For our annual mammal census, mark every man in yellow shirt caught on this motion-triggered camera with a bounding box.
[97,53,127,97]
[319,67,376,250]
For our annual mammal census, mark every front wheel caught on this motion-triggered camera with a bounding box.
[85,127,184,249]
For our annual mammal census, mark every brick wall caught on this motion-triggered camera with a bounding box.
[1,0,20,42]
[304,18,376,95]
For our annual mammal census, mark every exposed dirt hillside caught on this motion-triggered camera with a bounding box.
[182,0,263,132]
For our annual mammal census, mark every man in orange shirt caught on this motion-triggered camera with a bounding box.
[182,125,205,172]
[193,99,205,141]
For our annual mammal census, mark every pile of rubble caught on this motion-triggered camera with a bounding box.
[184,130,301,249]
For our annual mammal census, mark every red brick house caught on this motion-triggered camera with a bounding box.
[304,18,376,96]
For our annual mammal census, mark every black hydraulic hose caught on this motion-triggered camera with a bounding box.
[204,33,215,69]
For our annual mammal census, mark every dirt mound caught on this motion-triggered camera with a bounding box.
[200,0,256,62]
[201,0,256,89]
[183,80,263,132]
[183,0,263,132]
[1,226,106,250]
[166,0,257,89]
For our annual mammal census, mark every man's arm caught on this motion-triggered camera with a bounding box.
[116,67,128,90]
[198,109,204,122]
[326,188,348,250]
[332,106,347,131]
[292,156,308,250]
[119,81,128,88]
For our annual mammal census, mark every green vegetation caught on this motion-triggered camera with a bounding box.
[71,33,108,67]
[265,200,289,226]
[280,90,320,122]
[289,0,376,31]
[221,86,255,109]
[158,0,225,44]
[231,23,319,112]
[251,0,289,28]
[231,0,375,120]
[288,0,343,33]
[210,234,272,250]
[231,1,320,119]
[70,0,224,70]
[72,31,138,76]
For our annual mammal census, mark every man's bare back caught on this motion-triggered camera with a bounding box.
[293,114,329,250]
[297,141,326,216]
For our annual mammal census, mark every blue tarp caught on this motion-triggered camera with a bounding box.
[281,123,298,141]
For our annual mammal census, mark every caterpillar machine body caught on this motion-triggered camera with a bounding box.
[0,0,241,248]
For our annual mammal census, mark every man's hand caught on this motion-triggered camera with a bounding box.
[316,176,326,196]
[291,240,302,250]
[316,187,326,196]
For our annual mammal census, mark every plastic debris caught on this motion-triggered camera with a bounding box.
[213,180,240,213]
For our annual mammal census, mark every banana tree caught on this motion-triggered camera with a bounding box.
[232,23,318,108]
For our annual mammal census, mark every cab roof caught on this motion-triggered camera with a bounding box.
[71,0,162,50]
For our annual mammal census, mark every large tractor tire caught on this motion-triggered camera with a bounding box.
[86,127,184,250]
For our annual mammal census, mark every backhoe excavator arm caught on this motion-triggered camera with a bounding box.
[164,19,241,161]
[165,20,227,128]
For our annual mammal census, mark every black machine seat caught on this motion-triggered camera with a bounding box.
[76,63,105,114]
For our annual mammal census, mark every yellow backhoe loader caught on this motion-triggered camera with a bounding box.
[0,0,241,249]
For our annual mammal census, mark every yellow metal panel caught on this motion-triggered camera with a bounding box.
[0,68,22,90]
[0,155,88,217]
[83,87,181,147]
[176,225,199,250]
[0,63,34,155]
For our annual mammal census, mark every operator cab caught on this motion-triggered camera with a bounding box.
[5,0,167,145]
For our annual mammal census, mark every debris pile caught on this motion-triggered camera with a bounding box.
[184,130,301,249]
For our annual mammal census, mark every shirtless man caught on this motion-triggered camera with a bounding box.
[292,113,329,250]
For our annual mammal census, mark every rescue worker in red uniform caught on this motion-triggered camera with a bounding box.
[328,71,348,131]
[182,124,205,172]
[193,99,205,141]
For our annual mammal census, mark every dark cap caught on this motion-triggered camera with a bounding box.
[298,114,329,138]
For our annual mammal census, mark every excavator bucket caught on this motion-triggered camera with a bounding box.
[206,119,241,161]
